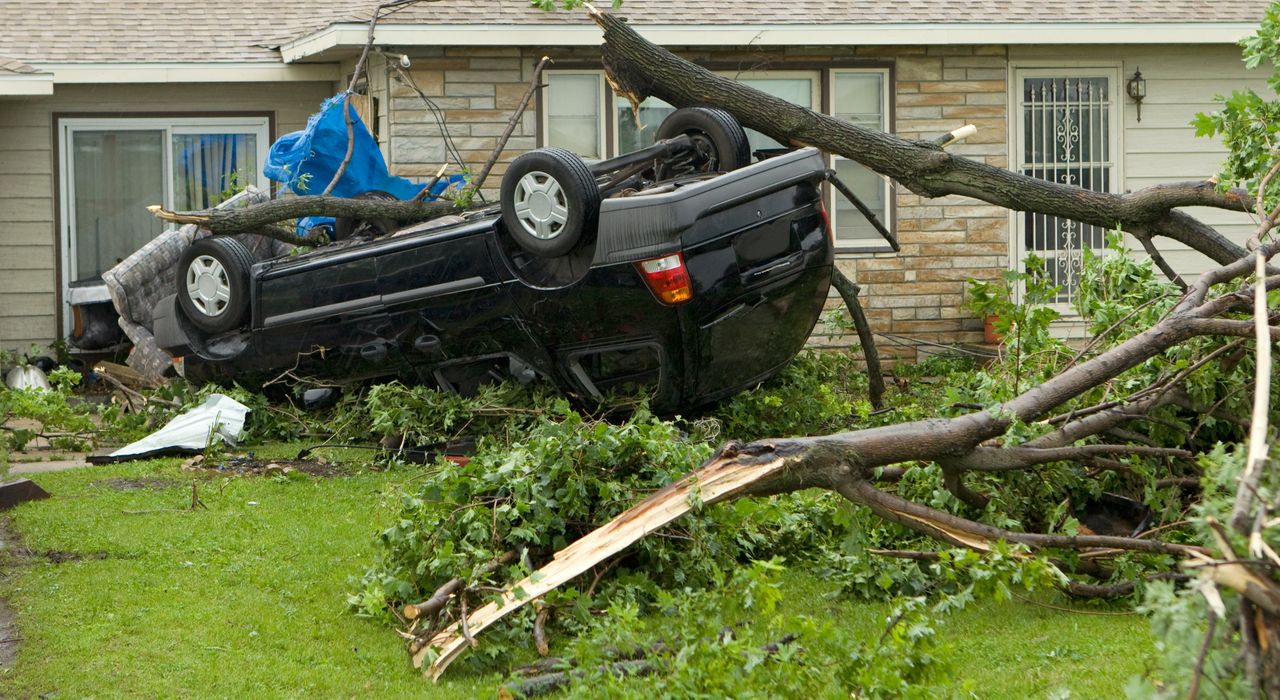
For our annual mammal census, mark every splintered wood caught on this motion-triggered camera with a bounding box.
[414,449,789,680]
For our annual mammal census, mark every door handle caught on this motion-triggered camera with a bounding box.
[414,335,442,354]
[360,343,388,363]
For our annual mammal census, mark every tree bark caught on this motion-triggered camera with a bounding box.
[148,197,456,236]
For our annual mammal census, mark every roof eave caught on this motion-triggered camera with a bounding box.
[22,62,341,85]
[0,73,53,95]
[281,21,1260,62]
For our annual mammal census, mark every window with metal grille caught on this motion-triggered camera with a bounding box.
[1015,72,1117,304]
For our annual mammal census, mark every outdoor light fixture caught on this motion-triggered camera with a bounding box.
[1126,68,1147,123]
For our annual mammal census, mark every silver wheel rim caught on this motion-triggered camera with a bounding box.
[185,254,232,317]
[512,170,570,240]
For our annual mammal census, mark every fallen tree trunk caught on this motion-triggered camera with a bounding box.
[589,8,1250,266]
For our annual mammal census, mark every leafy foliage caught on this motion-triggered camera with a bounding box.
[552,559,944,699]
[348,397,850,632]
[0,366,97,456]
[1192,2,1280,210]
[530,0,623,10]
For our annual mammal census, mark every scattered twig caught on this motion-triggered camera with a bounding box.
[1187,610,1217,700]
[1011,592,1138,616]
[190,480,207,510]
[533,603,551,657]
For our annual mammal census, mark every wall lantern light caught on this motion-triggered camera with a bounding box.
[1126,68,1147,123]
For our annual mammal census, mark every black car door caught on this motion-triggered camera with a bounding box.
[371,217,527,382]
[252,243,392,375]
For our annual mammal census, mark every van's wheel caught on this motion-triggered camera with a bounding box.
[654,107,751,179]
[334,190,398,241]
[177,236,253,334]
[500,148,601,258]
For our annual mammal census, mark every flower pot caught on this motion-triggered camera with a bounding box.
[983,314,1003,344]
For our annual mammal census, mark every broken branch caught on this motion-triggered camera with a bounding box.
[148,197,455,236]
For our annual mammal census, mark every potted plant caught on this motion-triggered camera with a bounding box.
[964,275,1012,344]
[964,255,1061,345]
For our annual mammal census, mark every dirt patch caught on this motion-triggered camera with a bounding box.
[181,454,344,478]
[39,550,109,564]
[92,477,181,492]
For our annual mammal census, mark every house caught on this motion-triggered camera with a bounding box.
[0,0,1270,361]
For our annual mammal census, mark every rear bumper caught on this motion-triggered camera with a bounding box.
[592,147,828,265]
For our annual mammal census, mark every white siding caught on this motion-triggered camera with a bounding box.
[1011,44,1269,280]
[0,81,335,353]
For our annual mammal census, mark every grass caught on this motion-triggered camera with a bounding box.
[1,446,1153,698]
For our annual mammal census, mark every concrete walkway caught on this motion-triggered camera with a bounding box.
[9,459,91,475]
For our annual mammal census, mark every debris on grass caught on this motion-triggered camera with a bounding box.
[180,454,342,478]
[88,394,250,464]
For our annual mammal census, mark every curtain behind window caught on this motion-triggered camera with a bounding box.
[172,133,258,211]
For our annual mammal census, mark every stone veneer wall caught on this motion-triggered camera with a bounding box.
[825,45,1010,361]
[382,44,1011,363]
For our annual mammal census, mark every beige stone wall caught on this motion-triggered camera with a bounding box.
[820,46,1010,361]
[381,45,1012,362]
[384,47,539,191]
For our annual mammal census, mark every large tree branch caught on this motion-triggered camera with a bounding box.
[148,197,456,235]
[589,9,1248,265]
[948,444,1193,472]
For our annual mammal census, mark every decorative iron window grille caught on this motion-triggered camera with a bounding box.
[1018,75,1114,303]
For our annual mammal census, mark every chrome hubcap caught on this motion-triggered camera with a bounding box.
[185,254,231,317]
[512,170,569,240]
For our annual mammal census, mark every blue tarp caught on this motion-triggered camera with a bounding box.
[265,93,425,200]
[265,93,465,236]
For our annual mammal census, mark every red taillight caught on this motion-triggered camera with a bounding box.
[635,252,693,305]
[817,198,834,244]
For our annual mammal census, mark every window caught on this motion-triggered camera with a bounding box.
[57,116,269,336]
[542,72,605,160]
[58,117,270,290]
[1014,70,1117,304]
[830,70,890,248]
[543,67,891,248]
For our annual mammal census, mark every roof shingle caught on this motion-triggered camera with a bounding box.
[0,0,1268,65]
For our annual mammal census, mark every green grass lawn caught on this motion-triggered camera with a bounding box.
[1,449,1154,698]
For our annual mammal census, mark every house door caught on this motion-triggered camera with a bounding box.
[1014,70,1119,304]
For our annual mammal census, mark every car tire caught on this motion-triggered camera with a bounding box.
[500,148,601,258]
[177,236,254,334]
[334,190,398,241]
[654,107,751,177]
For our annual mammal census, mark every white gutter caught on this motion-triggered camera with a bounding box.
[26,62,341,84]
[0,72,54,96]
[281,21,1259,62]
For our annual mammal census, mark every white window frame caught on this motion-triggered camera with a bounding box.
[1008,65,1122,311]
[57,116,270,335]
[827,67,893,251]
[541,70,608,160]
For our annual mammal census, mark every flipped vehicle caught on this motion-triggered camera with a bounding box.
[153,108,835,412]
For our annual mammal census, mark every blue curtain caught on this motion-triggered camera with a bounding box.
[172,133,257,211]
